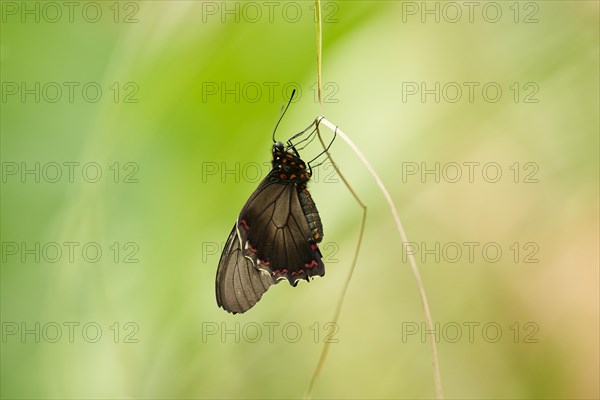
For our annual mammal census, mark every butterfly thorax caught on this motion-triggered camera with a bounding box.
[271,143,311,184]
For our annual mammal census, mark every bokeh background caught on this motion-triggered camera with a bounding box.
[1,1,598,399]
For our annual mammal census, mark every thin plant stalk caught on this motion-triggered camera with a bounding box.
[304,120,367,399]
[310,2,444,399]
[314,0,323,114]
[315,117,445,400]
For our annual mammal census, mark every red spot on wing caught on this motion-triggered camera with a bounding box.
[305,260,318,269]
[240,219,250,231]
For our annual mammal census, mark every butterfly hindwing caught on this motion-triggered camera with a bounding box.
[215,223,277,314]
[237,171,325,286]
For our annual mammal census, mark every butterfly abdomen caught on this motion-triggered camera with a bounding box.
[298,187,323,243]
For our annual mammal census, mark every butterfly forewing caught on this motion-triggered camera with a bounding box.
[216,224,277,314]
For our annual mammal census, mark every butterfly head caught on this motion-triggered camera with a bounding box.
[271,142,311,183]
[274,141,285,152]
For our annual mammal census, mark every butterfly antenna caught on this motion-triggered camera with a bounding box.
[272,89,296,143]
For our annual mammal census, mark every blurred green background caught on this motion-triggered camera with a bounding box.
[1,1,598,399]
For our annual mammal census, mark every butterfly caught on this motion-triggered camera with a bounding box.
[216,94,333,314]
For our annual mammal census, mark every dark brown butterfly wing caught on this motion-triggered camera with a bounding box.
[237,171,325,286]
[216,165,325,314]
[215,224,277,314]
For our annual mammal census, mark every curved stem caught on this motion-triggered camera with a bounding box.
[305,119,367,399]
[310,2,442,398]
[314,117,445,400]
